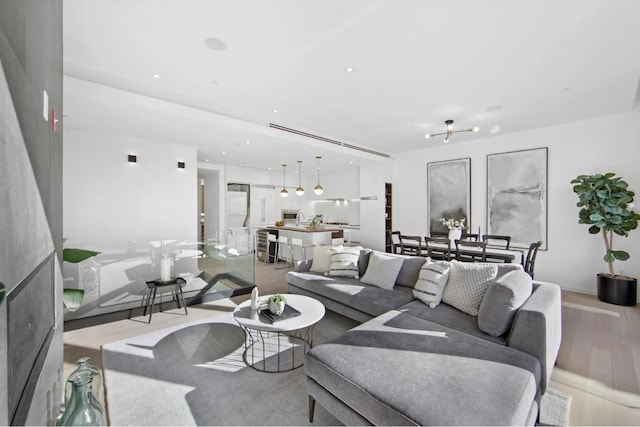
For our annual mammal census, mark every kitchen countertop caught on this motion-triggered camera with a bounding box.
[266,225,343,233]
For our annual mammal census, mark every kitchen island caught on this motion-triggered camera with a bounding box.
[265,226,344,262]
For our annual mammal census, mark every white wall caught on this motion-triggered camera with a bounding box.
[393,111,640,295]
[64,130,198,244]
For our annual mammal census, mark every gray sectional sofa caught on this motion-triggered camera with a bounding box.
[286,248,562,426]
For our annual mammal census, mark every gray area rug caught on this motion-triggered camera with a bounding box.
[102,310,570,426]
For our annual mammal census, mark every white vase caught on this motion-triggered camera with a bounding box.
[448,228,462,244]
[269,301,285,316]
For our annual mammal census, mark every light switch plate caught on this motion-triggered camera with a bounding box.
[43,90,48,121]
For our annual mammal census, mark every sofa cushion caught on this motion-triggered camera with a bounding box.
[286,271,415,317]
[478,270,533,337]
[442,261,498,316]
[360,251,404,290]
[412,260,450,308]
[398,300,506,345]
[327,246,361,279]
[305,310,540,426]
[310,245,332,273]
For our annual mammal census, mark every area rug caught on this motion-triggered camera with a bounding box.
[102,310,570,426]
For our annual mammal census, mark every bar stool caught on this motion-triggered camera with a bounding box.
[290,237,312,262]
[275,235,292,269]
[265,233,278,265]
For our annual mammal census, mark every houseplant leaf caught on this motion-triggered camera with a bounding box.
[63,248,100,263]
[63,288,85,312]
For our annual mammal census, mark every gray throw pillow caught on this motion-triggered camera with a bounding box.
[360,251,404,290]
[478,270,533,337]
[358,249,372,277]
[396,256,428,288]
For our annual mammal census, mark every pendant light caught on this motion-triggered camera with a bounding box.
[280,164,288,198]
[314,156,324,195]
[296,160,305,196]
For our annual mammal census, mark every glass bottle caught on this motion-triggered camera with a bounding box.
[57,372,105,426]
[65,357,103,407]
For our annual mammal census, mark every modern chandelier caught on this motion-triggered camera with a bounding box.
[280,164,288,198]
[425,119,479,143]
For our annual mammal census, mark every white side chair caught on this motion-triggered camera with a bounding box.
[275,235,292,269]
[290,237,312,263]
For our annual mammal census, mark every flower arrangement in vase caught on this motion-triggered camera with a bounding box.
[440,216,466,243]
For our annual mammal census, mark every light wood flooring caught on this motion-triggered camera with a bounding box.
[63,260,640,425]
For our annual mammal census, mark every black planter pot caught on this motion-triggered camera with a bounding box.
[597,273,637,306]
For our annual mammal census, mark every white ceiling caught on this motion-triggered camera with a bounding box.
[63,0,640,174]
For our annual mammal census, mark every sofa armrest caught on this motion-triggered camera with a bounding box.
[507,282,562,395]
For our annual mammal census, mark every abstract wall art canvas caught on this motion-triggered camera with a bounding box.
[487,147,548,249]
[427,158,471,234]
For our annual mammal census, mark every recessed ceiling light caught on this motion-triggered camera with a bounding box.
[268,168,272,170]
[222,151,226,155]
[204,37,228,51]
[346,67,354,72]
[245,140,251,144]
[490,125,501,134]
[273,109,278,113]
[205,159,210,162]
[152,74,161,79]
[349,161,353,164]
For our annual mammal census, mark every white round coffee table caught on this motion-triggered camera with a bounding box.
[233,293,325,372]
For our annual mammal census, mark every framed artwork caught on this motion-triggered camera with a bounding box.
[427,158,471,234]
[486,147,548,249]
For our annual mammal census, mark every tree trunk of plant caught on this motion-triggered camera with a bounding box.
[603,228,615,276]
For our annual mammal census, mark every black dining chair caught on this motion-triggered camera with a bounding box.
[399,235,422,256]
[482,234,511,249]
[523,241,542,279]
[455,240,487,262]
[424,236,451,261]
[461,232,479,241]
[389,230,402,254]
[430,230,448,238]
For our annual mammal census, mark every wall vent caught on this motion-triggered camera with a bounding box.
[269,123,390,158]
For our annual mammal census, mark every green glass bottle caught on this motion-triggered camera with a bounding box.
[57,372,104,426]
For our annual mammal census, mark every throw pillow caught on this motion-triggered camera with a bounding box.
[442,261,498,316]
[327,246,362,279]
[396,256,428,288]
[310,245,332,273]
[478,270,533,337]
[360,251,405,290]
[413,260,451,308]
[357,249,373,277]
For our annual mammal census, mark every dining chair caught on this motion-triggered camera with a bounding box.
[430,231,448,238]
[389,230,402,254]
[400,235,422,256]
[424,236,451,261]
[461,232,479,241]
[523,241,542,279]
[454,240,487,262]
[482,234,511,249]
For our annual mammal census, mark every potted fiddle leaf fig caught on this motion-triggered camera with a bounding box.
[571,173,640,305]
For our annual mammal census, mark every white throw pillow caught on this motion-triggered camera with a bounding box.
[360,251,404,290]
[310,245,332,273]
[442,261,498,316]
[327,246,362,279]
[413,260,451,308]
